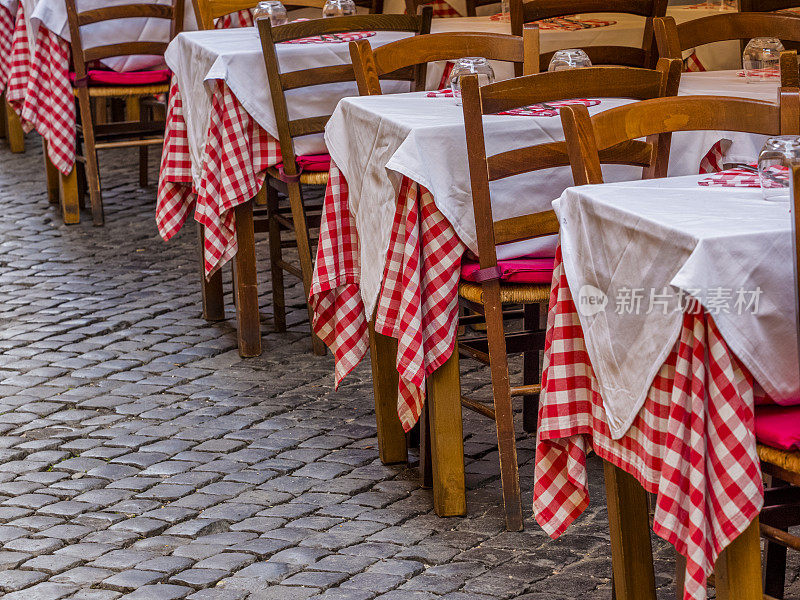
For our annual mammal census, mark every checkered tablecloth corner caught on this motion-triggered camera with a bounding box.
[533,247,764,600]
[419,0,463,17]
[217,9,255,29]
[0,5,14,91]
[7,6,75,175]
[311,167,465,432]
[156,79,282,277]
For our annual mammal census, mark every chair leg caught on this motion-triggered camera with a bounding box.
[5,98,25,153]
[368,322,408,465]
[427,347,467,517]
[265,179,287,333]
[483,283,523,531]
[419,399,433,488]
[126,97,149,188]
[76,89,104,225]
[0,92,6,139]
[675,550,686,600]
[197,224,225,321]
[233,201,262,357]
[714,517,763,600]
[43,140,60,205]
[286,180,325,355]
[522,301,542,434]
[59,166,81,225]
[763,536,786,599]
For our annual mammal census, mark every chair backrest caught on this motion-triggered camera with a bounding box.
[459,58,682,270]
[65,0,185,81]
[350,27,539,95]
[192,0,327,30]
[654,13,800,68]
[510,0,668,70]
[784,50,800,88]
[257,10,432,179]
[740,0,800,12]
[561,89,800,188]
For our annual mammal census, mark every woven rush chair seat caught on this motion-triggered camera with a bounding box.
[71,83,170,98]
[759,444,800,474]
[458,280,550,305]
[266,166,329,186]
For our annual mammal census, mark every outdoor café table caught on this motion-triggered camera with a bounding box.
[534,172,800,600]
[4,0,197,214]
[309,71,781,516]
[157,14,621,356]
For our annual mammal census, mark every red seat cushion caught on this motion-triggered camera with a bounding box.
[755,405,800,451]
[461,256,555,284]
[275,154,331,173]
[69,68,171,87]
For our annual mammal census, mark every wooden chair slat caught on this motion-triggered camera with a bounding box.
[521,0,658,20]
[654,13,800,58]
[539,46,647,71]
[286,115,330,137]
[270,13,424,42]
[740,0,800,12]
[478,63,675,115]
[280,64,356,91]
[77,4,174,26]
[192,0,328,30]
[83,41,170,63]
[493,209,560,246]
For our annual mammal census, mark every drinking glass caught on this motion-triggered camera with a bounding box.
[757,136,800,201]
[323,0,357,17]
[548,49,592,72]
[253,0,288,25]
[742,37,783,83]
[449,57,495,98]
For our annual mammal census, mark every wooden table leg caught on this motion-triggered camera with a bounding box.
[5,99,25,153]
[43,140,60,205]
[0,92,6,139]
[675,550,686,600]
[427,348,467,517]
[714,518,762,600]
[58,166,81,225]
[604,461,657,600]
[368,322,408,465]
[197,224,225,322]
[419,399,433,488]
[233,201,261,357]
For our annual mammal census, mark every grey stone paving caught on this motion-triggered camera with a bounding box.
[0,135,797,600]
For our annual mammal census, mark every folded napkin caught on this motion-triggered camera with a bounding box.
[282,31,375,44]
[736,68,780,78]
[698,163,788,187]
[425,91,601,117]
[490,13,615,29]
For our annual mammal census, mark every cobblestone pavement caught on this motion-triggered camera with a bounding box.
[0,137,797,600]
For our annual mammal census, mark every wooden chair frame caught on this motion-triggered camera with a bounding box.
[739,0,800,12]
[509,0,668,71]
[654,12,800,76]
[561,90,800,187]
[257,11,432,355]
[1,93,25,153]
[350,28,539,95]
[64,0,185,225]
[456,58,681,531]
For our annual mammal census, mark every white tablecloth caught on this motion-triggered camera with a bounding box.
[324,71,779,317]
[28,0,197,71]
[555,173,800,438]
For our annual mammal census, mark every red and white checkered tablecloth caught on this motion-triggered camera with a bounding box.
[310,165,465,431]
[0,5,14,92]
[156,79,282,276]
[6,4,75,174]
[534,247,764,600]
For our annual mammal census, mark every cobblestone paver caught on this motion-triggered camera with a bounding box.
[0,137,798,600]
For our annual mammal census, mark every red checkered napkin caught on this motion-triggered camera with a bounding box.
[698,163,787,188]
[736,68,780,78]
[282,31,376,44]
[490,13,616,29]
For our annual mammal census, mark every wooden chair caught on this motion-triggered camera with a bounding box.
[257,11,432,355]
[739,0,800,13]
[455,58,681,531]
[654,12,800,75]
[350,28,539,95]
[509,0,668,71]
[64,0,184,226]
[559,90,800,600]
